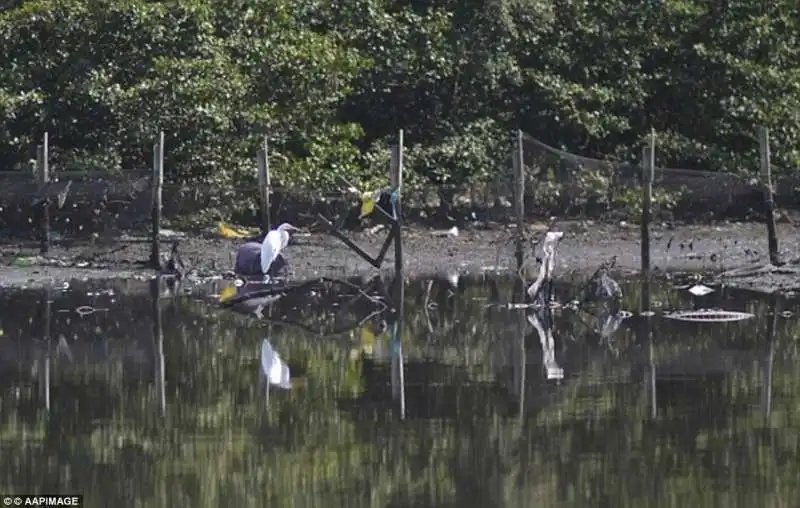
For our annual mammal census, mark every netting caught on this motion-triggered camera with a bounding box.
[160,181,363,233]
[3,130,797,264]
[513,132,780,221]
[0,169,153,243]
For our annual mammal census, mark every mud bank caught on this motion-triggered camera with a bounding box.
[1,220,798,292]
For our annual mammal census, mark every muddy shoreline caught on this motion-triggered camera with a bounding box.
[2,219,798,293]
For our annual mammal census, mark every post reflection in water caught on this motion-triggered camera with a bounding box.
[0,274,798,507]
[150,278,166,416]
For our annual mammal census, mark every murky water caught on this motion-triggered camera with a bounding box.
[0,275,798,508]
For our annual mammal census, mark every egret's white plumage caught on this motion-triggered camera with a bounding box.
[261,340,291,389]
[260,223,298,276]
[527,231,564,300]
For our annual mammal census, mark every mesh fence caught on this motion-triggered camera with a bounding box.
[0,169,153,244]
[2,131,797,255]
[512,132,799,222]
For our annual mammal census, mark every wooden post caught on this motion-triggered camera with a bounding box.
[150,132,164,269]
[257,136,271,231]
[37,132,50,254]
[390,130,405,420]
[514,129,525,273]
[758,126,781,266]
[390,130,404,302]
[640,130,655,312]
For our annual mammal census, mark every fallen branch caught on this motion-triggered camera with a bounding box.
[316,213,395,268]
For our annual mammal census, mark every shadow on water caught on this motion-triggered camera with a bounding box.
[0,274,799,507]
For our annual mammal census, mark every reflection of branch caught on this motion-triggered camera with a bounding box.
[221,276,388,310]
[259,308,388,338]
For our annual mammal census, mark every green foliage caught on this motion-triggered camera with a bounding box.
[0,0,798,219]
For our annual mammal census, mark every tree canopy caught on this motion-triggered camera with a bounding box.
[1,0,798,202]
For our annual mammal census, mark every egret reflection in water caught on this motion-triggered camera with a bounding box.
[260,339,292,396]
[527,309,564,381]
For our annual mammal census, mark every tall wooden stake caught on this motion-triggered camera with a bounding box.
[640,130,655,312]
[257,136,272,231]
[150,132,164,269]
[390,130,404,302]
[37,132,50,254]
[758,126,781,265]
[514,129,525,273]
[390,130,405,420]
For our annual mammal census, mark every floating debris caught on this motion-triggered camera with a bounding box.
[433,226,459,237]
[502,303,533,310]
[664,309,754,322]
[687,284,714,296]
[76,305,98,316]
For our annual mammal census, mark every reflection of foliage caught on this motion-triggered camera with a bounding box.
[0,277,798,506]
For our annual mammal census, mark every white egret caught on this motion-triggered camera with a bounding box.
[261,223,300,277]
[261,340,291,390]
[234,223,298,277]
[526,231,565,303]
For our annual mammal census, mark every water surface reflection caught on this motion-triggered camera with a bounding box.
[0,276,798,507]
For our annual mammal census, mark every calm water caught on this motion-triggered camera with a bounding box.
[0,275,798,508]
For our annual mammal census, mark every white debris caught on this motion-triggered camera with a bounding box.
[688,284,714,296]
[433,226,459,237]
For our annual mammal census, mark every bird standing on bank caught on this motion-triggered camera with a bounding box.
[527,231,565,305]
[234,223,300,279]
[261,223,300,277]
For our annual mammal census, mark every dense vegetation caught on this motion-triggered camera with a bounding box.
[1,0,798,215]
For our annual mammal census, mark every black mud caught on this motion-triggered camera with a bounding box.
[2,220,799,293]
